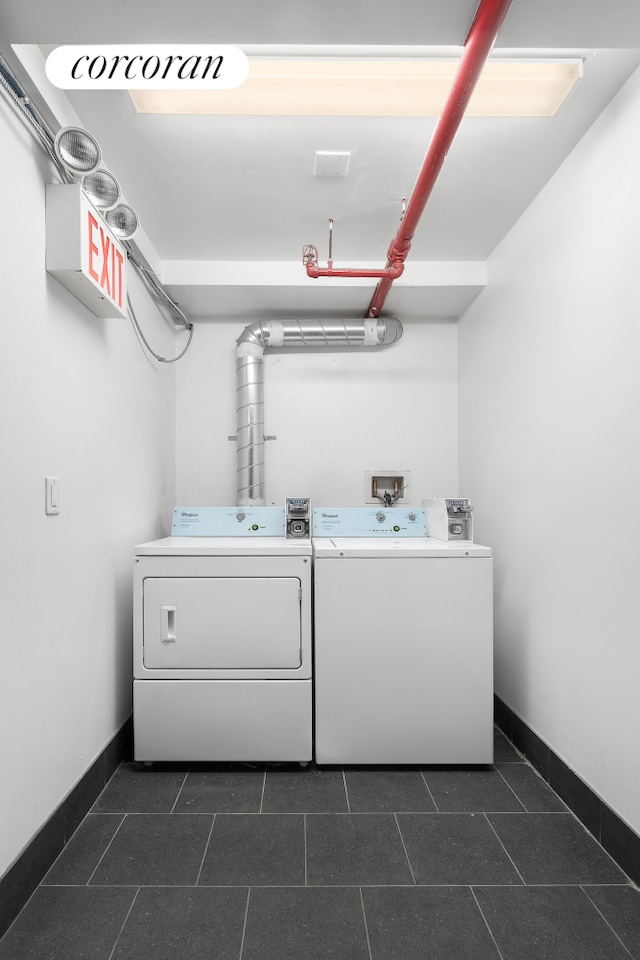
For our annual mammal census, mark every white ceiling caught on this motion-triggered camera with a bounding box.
[2,0,640,320]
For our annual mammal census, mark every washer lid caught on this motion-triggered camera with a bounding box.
[135,536,312,557]
[312,537,491,558]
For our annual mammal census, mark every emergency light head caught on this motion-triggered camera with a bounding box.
[54,127,138,239]
[82,169,121,211]
[54,126,101,176]
[105,202,139,239]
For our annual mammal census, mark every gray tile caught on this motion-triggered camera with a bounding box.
[113,887,248,960]
[92,762,187,813]
[397,813,522,885]
[494,727,523,762]
[0,886,135,960]
[199,814,305,885]
[496,763,567,812]
[363,886,502,960]
[475,886,632,960]
[423,767,525,812]
[584,885,640,959]
[344,768,436,812]
[43,814,124,885]
[174,768,265,813]
[488,813,628,885]
[242,887,370,960]
[90,814,213,885]
[262,765,348,812]
[306,814,414,885]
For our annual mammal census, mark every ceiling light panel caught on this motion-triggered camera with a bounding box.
[129,58,581,118]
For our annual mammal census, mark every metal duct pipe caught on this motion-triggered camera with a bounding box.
[235,317,402,506]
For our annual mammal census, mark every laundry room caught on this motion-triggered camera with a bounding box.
[2,1,640,957]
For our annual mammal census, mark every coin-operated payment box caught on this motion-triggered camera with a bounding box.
[286,498,311,538]
[423,498,474,541]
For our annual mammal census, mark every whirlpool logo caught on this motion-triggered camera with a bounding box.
[46,45,249,90]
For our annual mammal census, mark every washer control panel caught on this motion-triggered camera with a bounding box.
[313,507,427,537]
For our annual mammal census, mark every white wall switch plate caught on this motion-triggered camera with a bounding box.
[45,476,60,515]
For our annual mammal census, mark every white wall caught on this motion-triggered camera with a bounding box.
[175,318,459,507]
[0,97,176,877]
[458,66,640,834]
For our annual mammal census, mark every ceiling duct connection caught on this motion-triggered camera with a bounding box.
[235,318,402,506]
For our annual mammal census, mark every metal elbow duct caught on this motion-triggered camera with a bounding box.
[235,317,402,506]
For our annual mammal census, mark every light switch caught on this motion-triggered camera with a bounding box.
[45,477,60,515]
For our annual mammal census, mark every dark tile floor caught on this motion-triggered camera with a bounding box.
[2,729,640,960]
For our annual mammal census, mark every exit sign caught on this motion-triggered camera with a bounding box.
[46,183,128,318]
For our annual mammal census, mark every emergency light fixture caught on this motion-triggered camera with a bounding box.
[105,202,139,239]
[53,126,101,175]
[82,168,121,210]
[52,125,139,238]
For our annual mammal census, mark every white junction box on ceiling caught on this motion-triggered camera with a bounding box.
[45,183,128,319]
[314,151,351,177]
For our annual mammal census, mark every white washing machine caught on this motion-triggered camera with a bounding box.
[133,507,312,763]
[313,507,493,765]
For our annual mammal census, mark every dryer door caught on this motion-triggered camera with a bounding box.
[143,577,301,669]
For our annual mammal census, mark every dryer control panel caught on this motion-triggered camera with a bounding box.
[172,506,285,536]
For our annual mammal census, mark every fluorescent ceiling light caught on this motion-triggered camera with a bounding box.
[129,59,581,118]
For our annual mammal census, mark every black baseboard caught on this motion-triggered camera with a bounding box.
[495,695,640,885]
[0,717,132,940]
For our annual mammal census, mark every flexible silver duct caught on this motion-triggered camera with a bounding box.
[235,317,403,506]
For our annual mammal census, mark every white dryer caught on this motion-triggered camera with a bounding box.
[313,508,493,765]
[133,507,312,763]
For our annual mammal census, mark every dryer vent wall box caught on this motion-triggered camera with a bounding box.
[365,470,410,505]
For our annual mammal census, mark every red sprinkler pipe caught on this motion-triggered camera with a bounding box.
[365,0,513,318]
[305,219,404,279]
[306,261,405,280]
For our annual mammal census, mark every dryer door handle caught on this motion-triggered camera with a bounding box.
[160,605,178,643]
